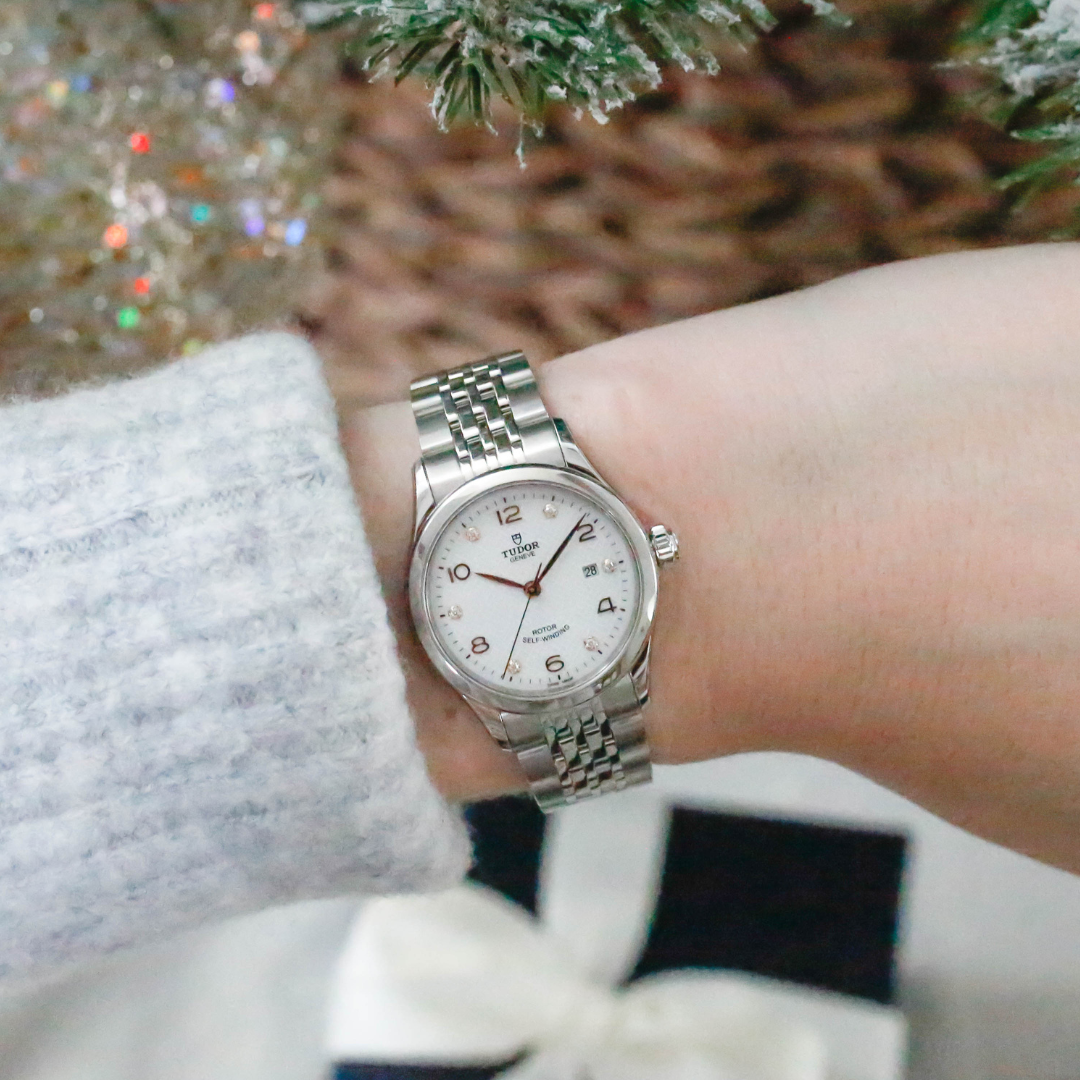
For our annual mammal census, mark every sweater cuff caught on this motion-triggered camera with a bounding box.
[0,333,469,982]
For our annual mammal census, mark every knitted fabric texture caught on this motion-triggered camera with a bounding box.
[0,333,469,983]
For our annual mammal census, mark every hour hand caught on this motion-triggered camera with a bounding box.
[477,571,529,591]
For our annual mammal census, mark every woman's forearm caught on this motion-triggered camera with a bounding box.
[346,242,1080,874]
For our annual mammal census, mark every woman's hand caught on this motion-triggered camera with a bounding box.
[345,243,1080,875]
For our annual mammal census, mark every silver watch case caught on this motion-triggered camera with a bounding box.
[408,462,659,717]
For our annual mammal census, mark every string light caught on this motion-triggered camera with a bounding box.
[1,0,334,384]
[205,77,236,106]
[46,80,68,106]
[240,200,266,237]
[103,223,128,249]
[283,219,306,246]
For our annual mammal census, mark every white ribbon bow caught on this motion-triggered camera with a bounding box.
[328,789,905,1080]
[331,883,830,1080]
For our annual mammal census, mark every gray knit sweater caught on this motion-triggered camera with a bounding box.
[0,333,470,984]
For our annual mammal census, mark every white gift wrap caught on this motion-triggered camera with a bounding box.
[327,776,907,1080]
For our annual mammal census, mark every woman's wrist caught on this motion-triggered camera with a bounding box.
[535,332,781,767]
[551,241,1080,874]
[340,321,796,800]
[341,400,523,801]
[344,242,1080,875]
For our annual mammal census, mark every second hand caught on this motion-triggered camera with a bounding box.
[502,594,532,679]
[502,560,542,678]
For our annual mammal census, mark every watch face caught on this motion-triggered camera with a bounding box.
[418,478,644,699]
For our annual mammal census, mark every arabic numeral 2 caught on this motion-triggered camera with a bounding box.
[577,522,595,542]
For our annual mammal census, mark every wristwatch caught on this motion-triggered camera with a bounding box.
[407,351,679,811]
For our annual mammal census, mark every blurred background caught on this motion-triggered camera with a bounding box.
[5,0,1080,403]
[304,0,1080,407]
[6,2,1080,1079]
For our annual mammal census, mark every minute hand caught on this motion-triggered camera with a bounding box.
[534,513,587,587]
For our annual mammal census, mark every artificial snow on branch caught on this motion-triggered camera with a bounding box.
[301,0,845,132]
[969,0,1080,190]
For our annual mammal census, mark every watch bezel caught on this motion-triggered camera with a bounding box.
[408,464,658,715]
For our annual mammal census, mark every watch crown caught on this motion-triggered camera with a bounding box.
[648,524,680,566]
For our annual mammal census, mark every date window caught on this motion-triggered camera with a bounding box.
[582,563,598,578]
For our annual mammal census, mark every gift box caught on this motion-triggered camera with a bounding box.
[328,780,908,1080]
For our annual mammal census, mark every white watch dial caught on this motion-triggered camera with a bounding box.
[422,479,642,698]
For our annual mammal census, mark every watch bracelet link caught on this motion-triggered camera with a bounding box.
[410,350,564,505]
[511,672,651,812]
[410,351,652,810]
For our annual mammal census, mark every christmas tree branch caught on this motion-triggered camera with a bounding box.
[301,0,846,131]
[964,0,1080,195]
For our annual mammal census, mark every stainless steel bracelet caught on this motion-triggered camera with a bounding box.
[410,352,652,810]
[507,663,652,811]
[411,350,564,505]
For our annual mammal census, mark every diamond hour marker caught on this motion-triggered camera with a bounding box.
[506,659,521,674]
[584,636,599,651]
[544,504,558,518]
[602,558,616,573]
[447,605,463,619]
[465,527,480,542]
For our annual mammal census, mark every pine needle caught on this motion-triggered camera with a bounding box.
[300,0,844,130]
[965,0,1080,193]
